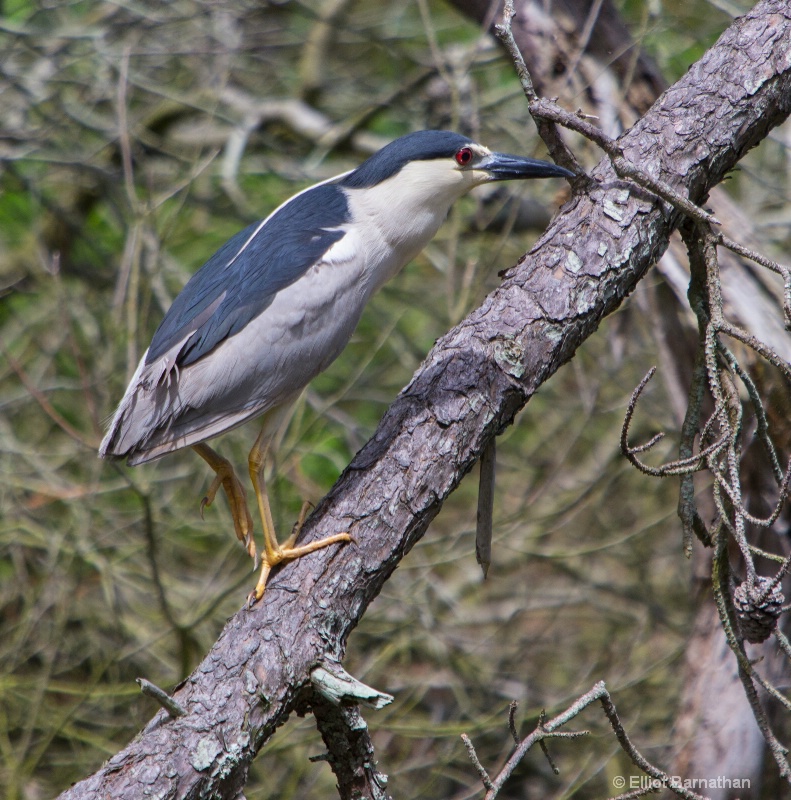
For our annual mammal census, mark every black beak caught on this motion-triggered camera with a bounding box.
[480,152,574,181]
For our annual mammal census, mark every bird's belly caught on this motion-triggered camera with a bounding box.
[187,256,368,419]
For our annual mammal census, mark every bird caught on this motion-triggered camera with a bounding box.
[100,130,572,605]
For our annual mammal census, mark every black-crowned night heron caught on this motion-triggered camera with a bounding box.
[100,130,571,604]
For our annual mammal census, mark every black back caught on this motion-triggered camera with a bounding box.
[146,183,349,367]
[146,131,472,368]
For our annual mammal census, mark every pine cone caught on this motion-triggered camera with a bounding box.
[733,577,784,644]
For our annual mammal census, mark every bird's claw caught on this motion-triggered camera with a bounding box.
[247,559,272,610]
[249,537,260,571]
[244,531,352,610]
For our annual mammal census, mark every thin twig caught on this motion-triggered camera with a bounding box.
[599,692,708,800]
[620,367,728,478]
[493,0,583,176]
[676,307,712,550]
[529,98,720,226]
[462,734,494,791]
[717,232,791,328]
[719,344,785,485]
[776,629,791,661]
[136,678,186,718]
[507,701,519,745]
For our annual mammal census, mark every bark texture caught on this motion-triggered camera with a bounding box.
[309,696,391,800]
[59,2,791,796]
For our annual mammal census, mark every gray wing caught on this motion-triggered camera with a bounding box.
[147,181,350,367]
[101,180,351,462]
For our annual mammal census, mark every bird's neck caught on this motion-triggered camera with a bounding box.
[345,177,474,293]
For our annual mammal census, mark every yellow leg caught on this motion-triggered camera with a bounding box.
[246,427,351,607]
[193,443,257,564]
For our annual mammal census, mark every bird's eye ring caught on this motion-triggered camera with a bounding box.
[455,147,473,166]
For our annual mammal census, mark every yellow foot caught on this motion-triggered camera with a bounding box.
[245,431,352,607]
[246,531,352,608]
[193,443,257,564]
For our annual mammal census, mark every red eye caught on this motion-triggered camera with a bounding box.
[455,147,473,166]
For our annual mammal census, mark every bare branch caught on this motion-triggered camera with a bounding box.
[462,734,494,791]
[493,0,583,176]
[464,683,709,800]
[475,438,496,577]
[507,701,519,746]
[620,367,728,478]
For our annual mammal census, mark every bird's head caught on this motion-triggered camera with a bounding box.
[341,130,573,209]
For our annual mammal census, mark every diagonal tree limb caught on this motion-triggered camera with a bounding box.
[58,2,791,797]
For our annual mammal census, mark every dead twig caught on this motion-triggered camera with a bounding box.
[463,682,708,799]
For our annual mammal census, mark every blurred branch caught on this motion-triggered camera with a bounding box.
[463,684,708,800]
[218,72,437,201]
[56,2,791,797]
[298,0,354,103]
[0,342,96,448]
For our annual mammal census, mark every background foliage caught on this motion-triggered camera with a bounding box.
[1,0,787,797]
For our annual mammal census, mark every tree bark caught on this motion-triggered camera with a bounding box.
[58,2,791,796]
